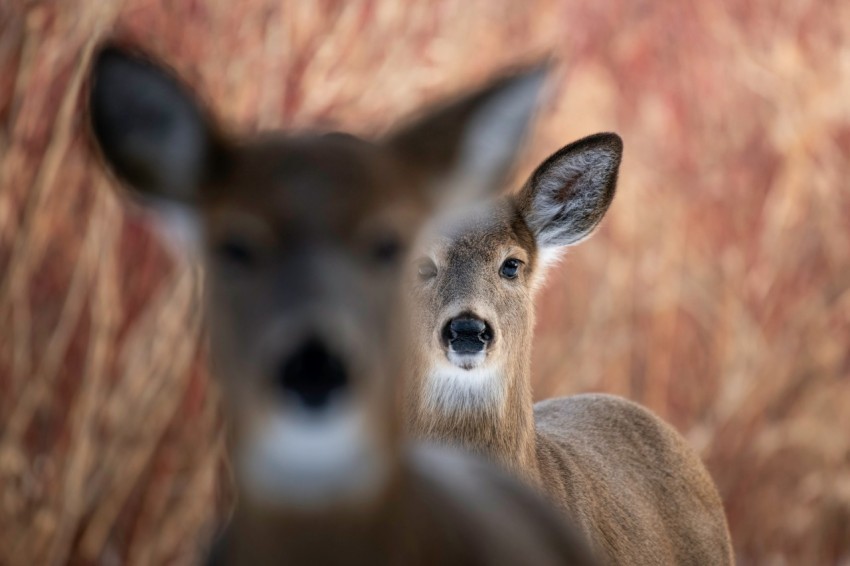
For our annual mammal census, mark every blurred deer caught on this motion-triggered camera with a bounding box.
[86,46,597,565]
[406,133,735,564]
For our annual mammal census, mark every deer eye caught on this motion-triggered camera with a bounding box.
[216,238,258,268]
[372,234,403,264]
[416,258,438,281]
[500,258,522,279]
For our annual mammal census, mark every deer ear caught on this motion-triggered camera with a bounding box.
[88,45,222,204]
[384,64,548,207]
[518,133,622,248]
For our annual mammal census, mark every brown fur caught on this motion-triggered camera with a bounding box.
[212,446,596,566]
[406,135,735,565]
[87,45,595,565]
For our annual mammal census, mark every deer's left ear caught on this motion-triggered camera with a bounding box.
[517,133,622,248]
[384,63,549,207]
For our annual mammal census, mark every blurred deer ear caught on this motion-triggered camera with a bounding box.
[384,63,549,207]
[88,45,223,204]
[518,133,622,248]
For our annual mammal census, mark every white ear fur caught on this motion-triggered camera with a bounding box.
[526,247,567,294]
[537,246,566,270]
[144,198,202,260]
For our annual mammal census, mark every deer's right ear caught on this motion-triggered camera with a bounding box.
[384,64,549,208]
[88,46,222,204]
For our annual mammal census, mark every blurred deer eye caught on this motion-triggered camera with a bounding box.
[372,235,403,264]
[216,238,257,267]
[417,258,438,281]
[500,258,522,279]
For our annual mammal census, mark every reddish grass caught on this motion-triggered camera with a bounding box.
[1,1,848,564]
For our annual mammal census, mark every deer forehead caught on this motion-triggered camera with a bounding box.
[200,136,421,237]
[427,199,536,265]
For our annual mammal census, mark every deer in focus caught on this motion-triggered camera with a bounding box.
[405,133,735,564]
[86,45,598,565]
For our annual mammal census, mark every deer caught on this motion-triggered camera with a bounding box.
[86,45,599,565]
[404,133,736,564]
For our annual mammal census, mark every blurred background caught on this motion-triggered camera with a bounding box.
[1,0,848,564]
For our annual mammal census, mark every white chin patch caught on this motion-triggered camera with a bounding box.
[238,400,387,510]
[447,350,486,370]
[424,360,505,414]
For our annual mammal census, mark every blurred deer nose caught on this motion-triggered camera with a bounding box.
[275,337,349,409]
[442,315,493,354]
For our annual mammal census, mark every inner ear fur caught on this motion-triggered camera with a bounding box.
[87,42,227,204]
[383,63,550,207]
[516,132,623,248]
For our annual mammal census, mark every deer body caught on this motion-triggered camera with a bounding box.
[87,47,596,565]
[407,135,734,565]
[533,394,731,564]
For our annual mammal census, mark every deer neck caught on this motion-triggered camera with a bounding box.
[408,346,539,484]
[215,457,414,565]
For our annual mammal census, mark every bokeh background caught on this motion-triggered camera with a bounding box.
[1,1,849,564]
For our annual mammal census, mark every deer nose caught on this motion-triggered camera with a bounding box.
[441,315,493,353]
[275,337,349,409]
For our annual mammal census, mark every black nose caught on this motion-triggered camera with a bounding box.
[276,338,349,409]
[441,315,493,354]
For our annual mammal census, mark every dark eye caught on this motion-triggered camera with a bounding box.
[417,258,438,281]
[372,235,403,264]
[500,258,522,279]
[216,238,257,268]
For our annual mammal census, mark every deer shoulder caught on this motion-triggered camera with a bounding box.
[534,394,734,565]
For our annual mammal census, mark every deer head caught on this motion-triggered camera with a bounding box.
[87,45,548,512]
[407,133,623,427]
